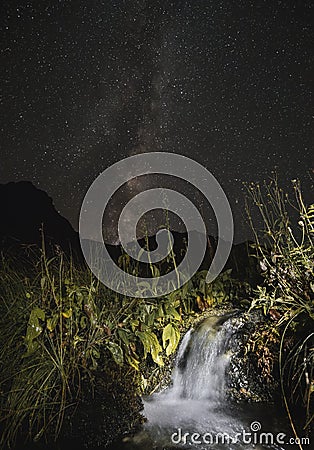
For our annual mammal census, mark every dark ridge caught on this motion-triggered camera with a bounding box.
[0,181,258,282]
[0,181,80,255]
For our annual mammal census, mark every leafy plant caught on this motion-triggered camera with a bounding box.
[0,241,202,446]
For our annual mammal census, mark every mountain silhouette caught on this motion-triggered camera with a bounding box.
[0,181,257,282]
[0,181,79,254]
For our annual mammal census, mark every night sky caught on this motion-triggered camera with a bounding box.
[1,0,313,244]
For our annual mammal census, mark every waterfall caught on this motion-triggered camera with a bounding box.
[116,315,290,450]
[169,316,234,402]
[142,314,245,448]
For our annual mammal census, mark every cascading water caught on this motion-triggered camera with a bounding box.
[169,316,233,401]
[119,314,290,450]
[142,315,246,449]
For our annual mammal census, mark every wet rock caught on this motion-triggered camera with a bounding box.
[144,308,280,404]
[225,311,279,403]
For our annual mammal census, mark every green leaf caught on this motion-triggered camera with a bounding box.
[73,335,84,347]
[107,341,124,366]
[165,305,181,321]
[24,308,45,356]
[162,323,180,356]
[156,304,165,320]
[62,308,72,318]
[146,311,156,327]
[125,352,140,371]
[117,328,131,346]
[136,330,163,366]
[130,319,139,332]
[46,314,58,332]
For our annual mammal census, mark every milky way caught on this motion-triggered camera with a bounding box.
[1,1,313,243]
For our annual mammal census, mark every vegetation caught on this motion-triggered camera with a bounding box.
[0,178,312,448]
[0,236,246,448]
[246,178,314,441]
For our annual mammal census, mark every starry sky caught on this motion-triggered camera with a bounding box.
[1,0,313,244]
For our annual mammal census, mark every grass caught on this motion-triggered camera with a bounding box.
[0,246,105,446]
[246,177,314,444]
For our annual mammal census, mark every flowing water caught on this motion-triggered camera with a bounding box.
[113,315,297,450]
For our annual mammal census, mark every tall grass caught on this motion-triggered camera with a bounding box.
[246,178,313,444]
[0,245,108,447]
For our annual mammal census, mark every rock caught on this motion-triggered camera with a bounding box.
[225,311,279,403]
